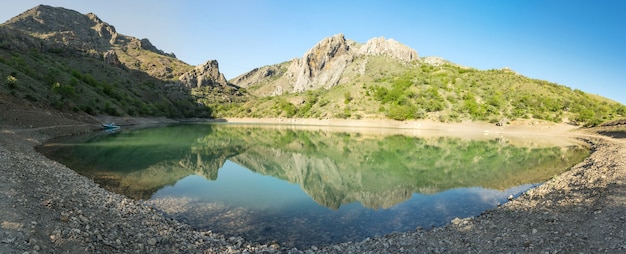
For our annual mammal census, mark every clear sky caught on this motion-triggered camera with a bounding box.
[1,1,625,104]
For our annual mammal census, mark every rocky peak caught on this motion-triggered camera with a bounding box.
[357,36,418,62]
[286,33,354,93]
[178,60,228,89]
[3,5,176,58]
[4,5,118,49]
[230,34,422,95]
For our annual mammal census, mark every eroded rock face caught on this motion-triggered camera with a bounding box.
[357,36,418,62]
[5,5,118,52]
[103,50,121,66]
[179,60,228,89]
[231,34,421,94]
[285,34,353,93]
[6,4,179,59]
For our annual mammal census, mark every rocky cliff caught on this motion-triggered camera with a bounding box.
[286,34,354,92]
[4,5,173,57]
[3,5,189,80]
[179,60,228,89]
[230,34,420,95]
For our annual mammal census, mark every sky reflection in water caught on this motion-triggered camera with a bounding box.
[40,123,589,248]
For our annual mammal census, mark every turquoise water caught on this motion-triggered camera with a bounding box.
[39,123,589,248]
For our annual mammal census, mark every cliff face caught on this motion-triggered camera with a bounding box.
[286,34,354,92]
[4,5,172,58]
[357,36,418,62]
[179,60,228,89]
[231,34,419,95]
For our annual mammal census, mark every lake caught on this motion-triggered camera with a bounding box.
[38,123,589,248]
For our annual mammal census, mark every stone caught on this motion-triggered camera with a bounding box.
[103,50,120,66]
[286,33,353,93]
[147,238,157,246]
[231,34,421,95]
[178,60,228,89]
[3,4,186,80]
[357,36,418,62]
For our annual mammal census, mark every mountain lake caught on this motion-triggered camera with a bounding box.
[38,123,589,248]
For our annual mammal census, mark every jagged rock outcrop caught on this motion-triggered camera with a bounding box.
[5,5,118,52]
[4,5,192,81]
[103,50,121,66]
[286,34,354,93]
[5,5,177,59]
[179,60,228,89]
[357,36,418,62]
[231,34,421,95]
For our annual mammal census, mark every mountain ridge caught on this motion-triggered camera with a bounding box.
[0,5,243,119]
[230,33,421,95]
[0,5,623,126]
[224,34,625,126]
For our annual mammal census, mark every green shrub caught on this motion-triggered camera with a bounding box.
[5,75,17,89]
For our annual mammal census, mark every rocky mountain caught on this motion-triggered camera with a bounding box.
[1,5,623,125]
[0,5,236,118]
[4,5,188,79]
[231,33,419,95]
[179,60,228,89]
[224,34,624,126]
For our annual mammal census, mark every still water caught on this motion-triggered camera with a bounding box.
[39,123,589,248]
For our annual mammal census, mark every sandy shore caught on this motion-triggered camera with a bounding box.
[1,113,625,253]
[223,117,578,136]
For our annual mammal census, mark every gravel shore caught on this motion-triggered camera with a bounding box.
[1,112,625,253]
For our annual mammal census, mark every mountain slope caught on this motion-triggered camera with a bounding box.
[231,34,418,95]
[225,35,625,126]
[0,5,240,118]
[3,5,190,80]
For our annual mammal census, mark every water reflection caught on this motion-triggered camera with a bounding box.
[39,123,589,248]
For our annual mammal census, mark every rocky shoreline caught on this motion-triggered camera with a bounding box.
[1,117,625,253]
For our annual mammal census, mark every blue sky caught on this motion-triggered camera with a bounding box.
[2,1,625,104]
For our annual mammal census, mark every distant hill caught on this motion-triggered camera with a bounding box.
[0,5,242,118]
[225,34,625,126]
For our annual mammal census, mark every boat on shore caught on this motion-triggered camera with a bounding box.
[101,123,120,129]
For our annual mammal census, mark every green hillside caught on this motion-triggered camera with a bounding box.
[1,6,623,126]
[0,27,209,118]
[0,5,236,119]
[221,55,625,127]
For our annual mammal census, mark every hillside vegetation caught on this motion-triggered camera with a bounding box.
[0,5,242,119]
[0,6,623,127]
[223,51,625,127]
[0,29,208,118]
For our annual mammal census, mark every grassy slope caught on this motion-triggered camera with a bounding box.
[222,56,626,126]
[0,26,212,118]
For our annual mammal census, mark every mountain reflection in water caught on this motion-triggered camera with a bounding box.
[39,123,589,248]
